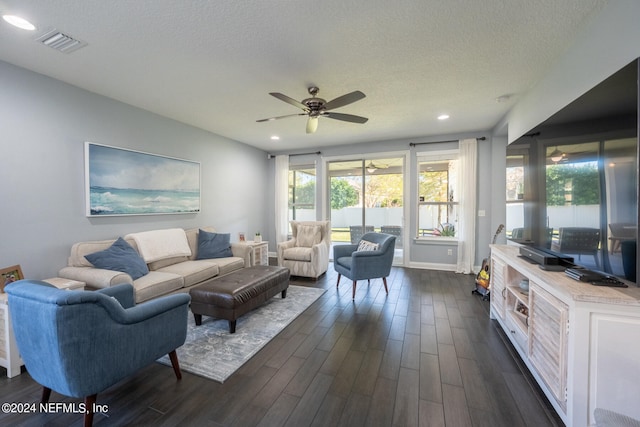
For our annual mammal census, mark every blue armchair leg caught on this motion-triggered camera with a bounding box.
[84,394,97,427]
[169,350,182,380]
[382,277,389,294]
[352,281,357,299]
[336,274,342,287]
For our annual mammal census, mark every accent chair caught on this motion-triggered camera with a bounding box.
[277,220,331,279]
[334,232,396,299]
[5,280,190,427]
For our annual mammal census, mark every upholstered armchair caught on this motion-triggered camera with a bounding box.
[5,280,190,427]
[278,220,331,278]
[334,232,396,299]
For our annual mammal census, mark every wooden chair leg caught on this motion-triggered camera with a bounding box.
[382,277,389,294]
[336,273,341,287]
[41,386,52,404]
[352,280,357,299]
[84,394,97,427]
[169,350,182,380]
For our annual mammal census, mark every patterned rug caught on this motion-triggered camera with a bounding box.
[158,285,326,383]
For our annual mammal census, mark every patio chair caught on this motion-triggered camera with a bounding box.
[608,222,636,253]
[380,225,403,247]
[551,227,601,269]
[349,225,375,243]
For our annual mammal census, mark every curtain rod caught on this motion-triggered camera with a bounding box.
[267,151,321,159]
[409,136,486,147]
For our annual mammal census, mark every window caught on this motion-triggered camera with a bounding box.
[288,164,316,223]
[417,151,458,237]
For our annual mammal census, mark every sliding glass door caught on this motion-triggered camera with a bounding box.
[327,156,404,264]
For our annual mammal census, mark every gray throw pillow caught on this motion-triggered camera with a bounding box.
[196,229,233,259]
[85,237,149,280]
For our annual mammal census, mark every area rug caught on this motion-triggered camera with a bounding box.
[158,285,326,383]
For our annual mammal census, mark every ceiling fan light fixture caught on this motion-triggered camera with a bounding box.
[437,114,450,120]
[550,147,564,162]
[306,117,318,134]
[366,162,377,173]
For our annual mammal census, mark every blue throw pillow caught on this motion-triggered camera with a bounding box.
[196,229,233,259]
[85,237,149,280]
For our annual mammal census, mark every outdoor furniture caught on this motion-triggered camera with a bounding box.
[380,225,402,247]
[608,222,636,253]
[334,232,396,299]
[4,280,190,427]
[349,225,375,243]
[277,220,331,278]
[551,227,601,268]
[189,265,290,333]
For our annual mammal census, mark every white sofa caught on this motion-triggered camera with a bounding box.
[58,227,251,303]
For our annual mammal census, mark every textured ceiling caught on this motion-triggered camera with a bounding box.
[0,0,607,151]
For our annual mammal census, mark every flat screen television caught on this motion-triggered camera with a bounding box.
[507,59,638,285]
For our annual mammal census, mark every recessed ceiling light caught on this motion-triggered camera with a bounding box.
[3,15,36,31]
[437,114,450,120]
[270,136,280,140]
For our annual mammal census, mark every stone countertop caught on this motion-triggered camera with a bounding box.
[490,244,640,307]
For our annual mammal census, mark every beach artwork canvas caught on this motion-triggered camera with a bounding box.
[85,142,201,216]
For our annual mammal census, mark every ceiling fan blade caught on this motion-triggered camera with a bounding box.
[324,112,369,124]
[256,113,305,123]
[323,91,366,111]
[306,117,319,134]
[269,92,309,111]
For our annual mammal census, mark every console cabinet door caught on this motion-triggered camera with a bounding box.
[528,283,569,412]
[490,255,507,320]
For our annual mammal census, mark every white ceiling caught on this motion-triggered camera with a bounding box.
[0,0,607,152]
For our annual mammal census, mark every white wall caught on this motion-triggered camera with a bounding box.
[0,60,269,279]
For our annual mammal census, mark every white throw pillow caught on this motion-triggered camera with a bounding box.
[296,225,321,247]
[357,239,379,252]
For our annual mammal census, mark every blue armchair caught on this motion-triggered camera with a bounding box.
[5,280,190,427]
[334,232,396,299]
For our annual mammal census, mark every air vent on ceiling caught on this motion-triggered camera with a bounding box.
[36,29,87,53]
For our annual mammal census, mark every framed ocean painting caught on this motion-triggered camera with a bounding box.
[85,142,201,216]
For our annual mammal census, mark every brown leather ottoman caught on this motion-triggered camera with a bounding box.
[189,265,290,333]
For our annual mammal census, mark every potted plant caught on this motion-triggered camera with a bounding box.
[254,232,262,243]
[432,223,456,237]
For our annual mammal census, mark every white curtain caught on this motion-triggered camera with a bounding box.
[274,155,289,244]
[456,138,477,274]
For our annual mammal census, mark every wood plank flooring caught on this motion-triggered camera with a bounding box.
[0,265,562,426]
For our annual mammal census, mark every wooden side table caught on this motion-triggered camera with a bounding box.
[242,240,269,266]
[0,293,23,377]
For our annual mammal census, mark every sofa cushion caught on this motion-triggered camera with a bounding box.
[156,260,220,287]
[133,271,184,303]
[196,229,233,259]
[212,257,246,276]
[85,237,149,280]
[283,246,312,262]
[296,225,321,248]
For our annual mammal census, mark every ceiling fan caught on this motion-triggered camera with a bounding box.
[257,86,368,134]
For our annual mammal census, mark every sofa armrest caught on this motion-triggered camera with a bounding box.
[230,243,252,267]
[58,266,132,289]
[277,238,296,265]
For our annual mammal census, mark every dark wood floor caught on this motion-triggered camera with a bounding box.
[0,265,562,426]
